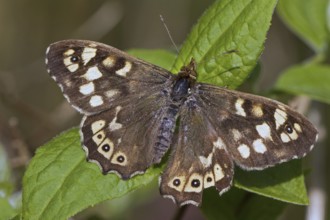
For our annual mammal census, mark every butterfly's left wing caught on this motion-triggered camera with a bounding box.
[195,84,318,170]
[159,96,234,206]
[159,83,318,206]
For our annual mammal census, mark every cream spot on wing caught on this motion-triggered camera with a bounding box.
[79,82,95,95]
[83,66,102,80]
[274,108,287,129]
[278,104,286,110]
[199,153,213,168]
[89,95,104,107]
[91,120,106,134]
[63,57,79,72]
[64,49,75,56]
[252,103,263,117]
[181,200,200,207]
[111,151,128,166]
[88,43,97,47]
[168,176,186,192]
[62,49,79,72]
[204,171,215,188]
[102,56,116,68]
[252,139,267,154]
[288,129,299,140]
[238,144,250,158]
[97,138,114,159]
[59,84,64,92]
[256,122,273,140]
[92,130,106,146]
[184,173,203,193]
[162,195,176,204]
[280,133,290,143]
[64,79,72,87]
[213,163,224,181]
[235,98,246,117]
[82,47,97,65]
[105,89,119,98]
[109,106,123,131]
[116,61,132,77]
[46,46,50,55]
[213,137,226,149]
[294,123,302,133]
[231,129,242,141]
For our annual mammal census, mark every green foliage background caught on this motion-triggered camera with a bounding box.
[0,0,329,220]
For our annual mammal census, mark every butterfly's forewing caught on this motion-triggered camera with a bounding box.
[46,40,171,115]
[195,84,318,170]
[46,40,177,178]
[159,99,234,206]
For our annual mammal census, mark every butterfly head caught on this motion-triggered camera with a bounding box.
[178,58,197,81]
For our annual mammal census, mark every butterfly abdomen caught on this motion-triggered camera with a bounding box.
[153,104,180,163]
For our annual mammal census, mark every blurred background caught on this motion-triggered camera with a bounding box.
[0,0,328,219]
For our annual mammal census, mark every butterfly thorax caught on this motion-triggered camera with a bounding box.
[171,59,197,102]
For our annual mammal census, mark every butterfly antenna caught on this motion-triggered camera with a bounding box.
[160,15,179,54]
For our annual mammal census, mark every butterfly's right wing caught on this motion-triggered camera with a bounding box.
[159,82,318,206]
[46,39,172,115]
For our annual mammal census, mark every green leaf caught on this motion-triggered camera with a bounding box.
[201,188,247,220]
[0,141,18,220]
[235,160,309,205]
[237,193,286,220]
[22,128,162,220]
[277,0,329,52]
[0,197,17,220]
[274,64,330,104]
[127,49,176,70]
[202,188,286,220]
[171,0,278,89]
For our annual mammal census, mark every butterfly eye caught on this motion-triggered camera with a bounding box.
[191,179,201,188]
[117,155,125,163]
[70,55,80,63]
[173,179,181,186]
[285,124,293,134]
[102,144,110,152]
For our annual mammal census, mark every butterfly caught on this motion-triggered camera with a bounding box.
[45,39,318,206]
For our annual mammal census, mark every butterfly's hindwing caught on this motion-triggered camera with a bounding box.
[46,40,318,207]
[81,94,179,179]
[159,99,234,206]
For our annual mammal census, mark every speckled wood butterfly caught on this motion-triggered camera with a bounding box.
[46,40,318,206]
